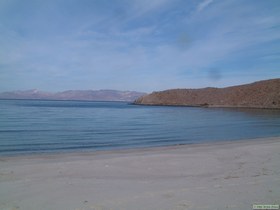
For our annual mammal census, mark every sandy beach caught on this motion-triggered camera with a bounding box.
[1,137,280,210]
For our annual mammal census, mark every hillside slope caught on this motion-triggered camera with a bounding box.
[134,79,280,109]
[0,89,146,102]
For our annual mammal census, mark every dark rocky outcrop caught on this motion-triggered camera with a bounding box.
[134,79,280,109]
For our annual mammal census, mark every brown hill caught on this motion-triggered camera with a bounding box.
[134,79,280,109]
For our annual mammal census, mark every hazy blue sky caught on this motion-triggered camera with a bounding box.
[0,0,279,92]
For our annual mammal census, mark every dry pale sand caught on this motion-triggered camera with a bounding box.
[0,137,280,210]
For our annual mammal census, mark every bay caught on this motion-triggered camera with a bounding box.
[0,99,280,155]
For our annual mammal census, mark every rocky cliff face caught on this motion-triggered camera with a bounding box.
[134,79,280,109]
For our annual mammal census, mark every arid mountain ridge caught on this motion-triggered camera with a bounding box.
[0,89,146,102]
[134,79,280,109]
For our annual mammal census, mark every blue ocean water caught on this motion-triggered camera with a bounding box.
[0,99,280,155]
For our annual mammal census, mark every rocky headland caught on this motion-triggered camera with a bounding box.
[134,79,280,109]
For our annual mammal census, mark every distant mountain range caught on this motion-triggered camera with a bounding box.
[134,79,280,109]
[0,89,146,102]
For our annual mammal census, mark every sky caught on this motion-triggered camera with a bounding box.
[0,0,279,92]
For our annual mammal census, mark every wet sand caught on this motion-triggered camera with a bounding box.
[1,137,280,210]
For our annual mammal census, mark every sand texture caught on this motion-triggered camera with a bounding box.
[1,137,280,210]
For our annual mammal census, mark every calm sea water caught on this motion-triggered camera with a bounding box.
[0,99,280,155]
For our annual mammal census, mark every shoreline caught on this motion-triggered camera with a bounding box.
[1,136,280,210]
[1,136,280,159]
[132,102,280,110]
